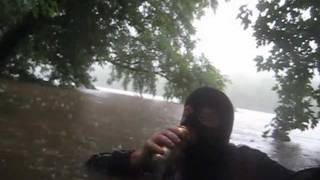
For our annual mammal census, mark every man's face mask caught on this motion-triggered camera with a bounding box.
[181,106,225,148]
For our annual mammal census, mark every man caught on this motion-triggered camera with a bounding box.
[87,87,294,180]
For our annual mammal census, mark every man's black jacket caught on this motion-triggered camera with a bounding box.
[86,144,294,180]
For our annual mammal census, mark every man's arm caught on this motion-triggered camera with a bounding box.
[86,126,189,177]
[86,150,139,176]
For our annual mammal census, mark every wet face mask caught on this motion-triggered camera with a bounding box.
[181,107,226,149]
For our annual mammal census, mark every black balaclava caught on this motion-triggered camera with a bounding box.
[179,87,234,180]
[181,86,234,146]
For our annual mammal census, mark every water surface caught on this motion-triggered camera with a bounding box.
[0,80,319,180]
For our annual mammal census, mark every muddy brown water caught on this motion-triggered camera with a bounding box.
[0,80,319,180]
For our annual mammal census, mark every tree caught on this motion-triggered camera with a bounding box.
[0,0,226,101]
[238,1,320,141]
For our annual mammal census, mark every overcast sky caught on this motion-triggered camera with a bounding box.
[193,0,273,79]
[93,0,275,87]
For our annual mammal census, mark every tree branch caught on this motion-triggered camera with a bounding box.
[104,59,171,80]
[0,13,64,72]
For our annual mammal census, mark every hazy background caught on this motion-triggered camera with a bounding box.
[91,0,279,113]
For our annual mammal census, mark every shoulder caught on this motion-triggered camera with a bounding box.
[228,144,294,179]
[229,144,269,160]
[228,144,280,167]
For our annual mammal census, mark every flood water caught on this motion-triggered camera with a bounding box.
[0,80,319,180]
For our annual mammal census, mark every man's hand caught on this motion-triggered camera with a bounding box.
[130,126,189,167]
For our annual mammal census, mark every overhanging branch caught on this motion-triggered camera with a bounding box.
[103,59,171,80]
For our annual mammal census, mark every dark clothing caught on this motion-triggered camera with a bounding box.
[86,144,294,180]
[290,167,320,180]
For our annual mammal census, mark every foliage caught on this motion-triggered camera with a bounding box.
[0,0,226,101]
[238,0,320,140]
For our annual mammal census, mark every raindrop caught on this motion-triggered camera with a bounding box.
[93,122,99,127]
[51,173,56,179]
[21,104,31,109]
[60,131,67,136]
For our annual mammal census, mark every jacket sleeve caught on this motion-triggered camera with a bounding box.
[86,150,140,176]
